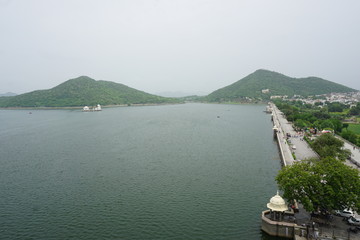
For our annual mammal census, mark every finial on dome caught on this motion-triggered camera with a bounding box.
[267,191,288,212]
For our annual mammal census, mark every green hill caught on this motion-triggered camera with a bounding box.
[206,69,357,102]
[0,76,180,107]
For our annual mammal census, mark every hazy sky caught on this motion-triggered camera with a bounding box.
[1,0,359,95]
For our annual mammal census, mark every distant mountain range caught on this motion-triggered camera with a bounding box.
[0,70,357,107]
[0,76,179,107]
[206,69,357,102]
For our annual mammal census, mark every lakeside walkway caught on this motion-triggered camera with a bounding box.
[270,103,318,166]
[269,102,360,240]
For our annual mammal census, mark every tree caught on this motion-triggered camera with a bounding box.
[276,157,360,212]
[350,104,360,116]
[312,120,322,130]
[341,129,358,145]
[320,119,334,130]
[329,119,343,133]
[327,102,348,112]
[312,133,351,161]
[313,110,330,120]
[294,119,309,129]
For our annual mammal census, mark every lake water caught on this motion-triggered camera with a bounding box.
[0,103,283,239]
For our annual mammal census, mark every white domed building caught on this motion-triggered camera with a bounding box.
[261,191,296,238]
[267,191,289,221]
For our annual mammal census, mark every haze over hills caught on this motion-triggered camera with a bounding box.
[206,69,357,102]
[0,76,180,107]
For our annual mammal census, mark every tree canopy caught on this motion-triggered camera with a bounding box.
[311,133,351,161]
[275,100,360,146]
[326,102,349,113]
[350,103,360,116]
[276,157,360,212]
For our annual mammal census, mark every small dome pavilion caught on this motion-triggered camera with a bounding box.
[267,191,288,221]
[262,191,298,238]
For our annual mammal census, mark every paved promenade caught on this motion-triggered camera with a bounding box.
[270,103,318,166]
[271,102,360,170]
[269,103,360,240]
[271,104,294,166]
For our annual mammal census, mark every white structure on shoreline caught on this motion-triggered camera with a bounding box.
[94,104,101,111]
[83,104,102,112]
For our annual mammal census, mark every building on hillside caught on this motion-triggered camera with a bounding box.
[270,95,288,100]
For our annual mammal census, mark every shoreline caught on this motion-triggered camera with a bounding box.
[0,102,185,110]
[0,101,268,110]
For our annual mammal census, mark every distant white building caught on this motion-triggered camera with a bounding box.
[93,104,102,111]
[83,104,101,111]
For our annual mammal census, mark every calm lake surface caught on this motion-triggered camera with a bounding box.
[0,103,282,240]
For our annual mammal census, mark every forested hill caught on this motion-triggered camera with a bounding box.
[206,69,357,102]
[0,76,180,107]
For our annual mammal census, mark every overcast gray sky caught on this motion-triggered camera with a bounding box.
[1,0,359,95]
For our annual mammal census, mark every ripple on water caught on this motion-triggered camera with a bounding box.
[0,104,281,239]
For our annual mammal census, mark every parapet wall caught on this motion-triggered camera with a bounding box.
[261,210,294,238]
[275,129,288,166]
[271,103,294,166]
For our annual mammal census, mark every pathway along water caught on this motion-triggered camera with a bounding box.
[0,103,282,239]
[269,103,360,240]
